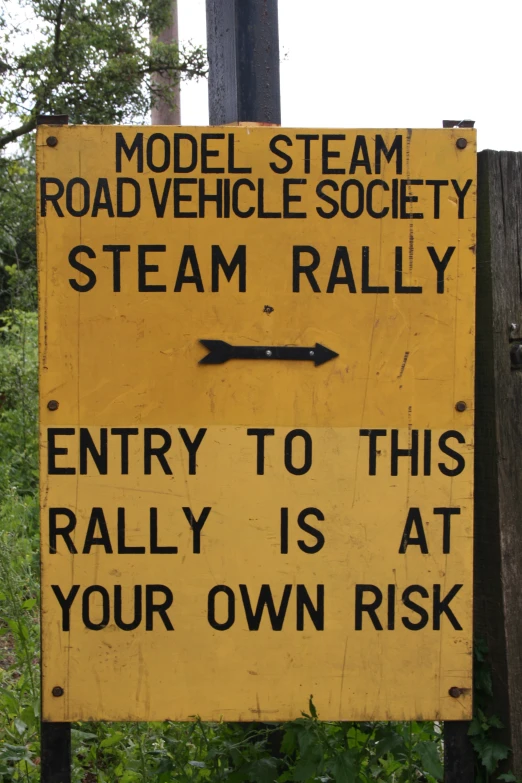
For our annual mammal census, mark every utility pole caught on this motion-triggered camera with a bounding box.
[151,0,181,125]
[206,0,280,125]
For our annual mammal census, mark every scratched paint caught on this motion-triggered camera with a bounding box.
[37,126,476,722]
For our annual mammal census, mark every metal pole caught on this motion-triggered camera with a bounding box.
[41,722,72,783]
[206,0,281,125]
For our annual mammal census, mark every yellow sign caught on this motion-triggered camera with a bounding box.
[37,126,476,722]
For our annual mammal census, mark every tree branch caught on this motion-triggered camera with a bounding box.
[53,0,66,65]
[0,116,38,151]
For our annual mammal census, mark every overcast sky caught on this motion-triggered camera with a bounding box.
[178,0,522,152]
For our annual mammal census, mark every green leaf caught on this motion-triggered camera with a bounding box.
[248,758,278,783]
[0,743,31,762]
[119,773,141,783]
[224,765,251,783]
[293,756,320,781]
[308,696,318,719]
[0,687,18,713]
[482,742,510,773]
[22,597,36,609]
[375,732,403,756]
[281,727,297,756]
[13,717,27,735]
[100,730,125,748]
[468,718,483,737]
[293,746,323,782]
[417,741,443,781]
[329,751,357,783]
[498,774,519,782]
[71,728,97,741]
[472,737,510,774]
[20,706,37,729]
[296,726,320,756]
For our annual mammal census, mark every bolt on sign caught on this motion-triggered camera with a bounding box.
[37,126,476,722]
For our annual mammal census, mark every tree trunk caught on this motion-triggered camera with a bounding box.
[151,0,181,125]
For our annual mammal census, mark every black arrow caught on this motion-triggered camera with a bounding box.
[199,340,338,366]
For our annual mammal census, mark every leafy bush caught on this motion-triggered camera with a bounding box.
[0,308,39,495]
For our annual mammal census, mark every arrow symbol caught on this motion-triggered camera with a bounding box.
[199,340,339,366]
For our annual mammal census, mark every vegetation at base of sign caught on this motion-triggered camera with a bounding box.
[0,0,207,151]
[0,294,40,781]
[62,711,445,783]
[470,640,520,782]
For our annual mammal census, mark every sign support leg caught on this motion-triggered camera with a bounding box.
[41,722,71,783]
[443,721,474,782]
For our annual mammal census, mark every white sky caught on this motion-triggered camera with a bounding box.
[178,0,522,152]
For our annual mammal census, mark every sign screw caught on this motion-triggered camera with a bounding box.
[455,401,467,412]
[47,399,59,411]
[46,136,58,147]
[52,686,64,697]
[448,686,462,698]
[456,138,467,150]
[309,351,314,357]
[265,350,272,357]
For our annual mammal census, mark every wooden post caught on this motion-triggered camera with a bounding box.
[473,149,522,777]
[444,721,474,782]
[205,0,281,125]
[37,113,72,783]
[40,722,71,783]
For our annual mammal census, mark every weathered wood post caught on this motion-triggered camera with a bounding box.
[474,149,522,777]
[40,722,71,783]
[37,116,72,783]
[444,721,474,781]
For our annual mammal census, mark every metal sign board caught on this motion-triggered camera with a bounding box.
[37,126,476,722]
